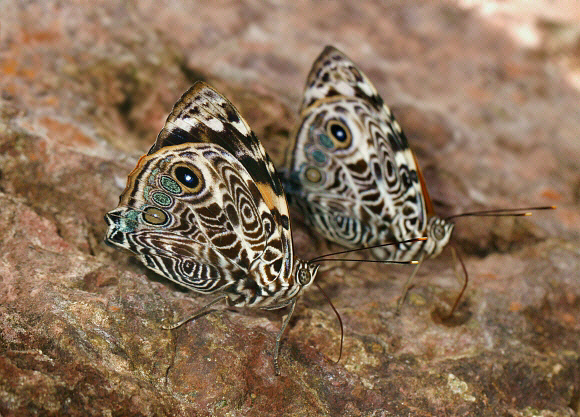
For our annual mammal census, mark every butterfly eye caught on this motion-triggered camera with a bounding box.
[326,120,352,149]
[433,224,445,240]
[297,268,311,285]
[143,207,168,225]
[173,165,204,193]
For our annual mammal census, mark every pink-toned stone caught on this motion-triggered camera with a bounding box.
[0,1,579,416]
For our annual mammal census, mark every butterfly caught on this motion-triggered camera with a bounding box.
[283,46,453,273]
[283,46,553,316]
[104,81,323,375]
[104,81,420,374]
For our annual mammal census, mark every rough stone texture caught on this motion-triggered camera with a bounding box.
[1,1,579,416]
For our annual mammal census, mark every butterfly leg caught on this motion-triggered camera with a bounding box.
[274,297,298,376]
[444,246,468,319]
[161,294,229,330]
[396,254,424,315]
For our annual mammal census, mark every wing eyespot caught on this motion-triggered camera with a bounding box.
[173,164,204,194]
[160,176,182,194]
[142,206,169,226]
[311,149,327,164]
[326,119,352,149]
[303,166,324,184]
[151,191,173,207]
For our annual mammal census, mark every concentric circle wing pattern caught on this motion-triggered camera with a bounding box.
[285,46,450,261]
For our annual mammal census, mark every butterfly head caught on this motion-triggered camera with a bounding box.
[425,216,454,258]
[294,259,320,289]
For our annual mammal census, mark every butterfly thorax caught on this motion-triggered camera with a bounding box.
[226,258,319,309]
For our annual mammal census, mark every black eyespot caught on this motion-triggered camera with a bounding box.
[330,123,347,141]
[326,120,352,149]
[173,165,204,193]
[175,166,198,188]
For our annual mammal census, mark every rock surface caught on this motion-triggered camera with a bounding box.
[1,1,579,416]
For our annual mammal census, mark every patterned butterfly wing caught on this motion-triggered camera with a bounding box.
[105,82,296,307]
[285,46,449,261]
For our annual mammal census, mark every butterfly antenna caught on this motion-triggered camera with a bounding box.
[308,237,427,263]
[314,281,343,364]
[445,205,556,221]
[444,244,468,319]
[313,259,419,265]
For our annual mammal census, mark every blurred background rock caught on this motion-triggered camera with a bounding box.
[0,1,579,416]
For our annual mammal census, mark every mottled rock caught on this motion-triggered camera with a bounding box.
[0,1,579,416]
